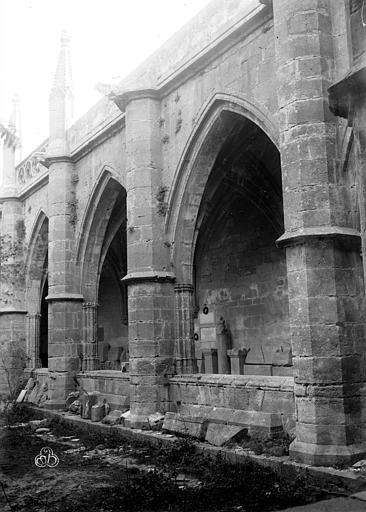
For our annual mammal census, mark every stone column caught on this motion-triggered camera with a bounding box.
[26,313,41,368]
[273,0,366,465]
[174,284,197,374]
[0,109,27,397]
[45,33,82,407]
[116,90,175,428]
[82,302,99,371]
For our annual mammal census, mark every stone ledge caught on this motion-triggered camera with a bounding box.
[77,370,130,380]
[170,374,294,392]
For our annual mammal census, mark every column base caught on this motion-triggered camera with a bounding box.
[290,439,366,467]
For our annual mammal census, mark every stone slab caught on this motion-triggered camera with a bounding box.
[278,497,366,511]
[91,404,105,422]
[16,390,27,403]
[163,412,208,440]
[101,409,123,425]
[205,423,247,446]
[350,491,366,502]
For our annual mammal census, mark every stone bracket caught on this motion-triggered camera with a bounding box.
[328,65,366,120]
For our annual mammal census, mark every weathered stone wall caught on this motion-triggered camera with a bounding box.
[168,375,295,434]
[196,198,289,372]
[77,370,130,411]
[160,22,277,193]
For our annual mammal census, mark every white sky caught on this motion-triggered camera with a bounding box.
[0,0,212,161]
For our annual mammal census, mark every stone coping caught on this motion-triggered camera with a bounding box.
[170,374,294,392]
[77,370,130,380]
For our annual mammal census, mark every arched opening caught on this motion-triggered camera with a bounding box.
[193,113,290,376]
[97,194,128,369]
[78,170,127,371]
[169,103,290,377]
[25,212,48,369]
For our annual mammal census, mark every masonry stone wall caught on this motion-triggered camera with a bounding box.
[195,197,290,373]
[160,23,277,192]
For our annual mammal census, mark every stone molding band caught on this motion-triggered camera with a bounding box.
[122,270,176,285]
[276,226,361,248]
[0,309,27,315]
[174,283,194,293]
[46,293,84,302]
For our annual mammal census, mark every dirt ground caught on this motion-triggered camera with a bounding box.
[0,410,335,512]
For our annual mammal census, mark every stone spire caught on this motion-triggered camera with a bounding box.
[0,95,21,193]
[48,30,73,157]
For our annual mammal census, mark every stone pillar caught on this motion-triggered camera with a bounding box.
[227,348,247,375]
[82,302,99,371]
[174,284,197,374]
[26,313,41,369]
[202,349,218,374]
[273,0,366,465]
[116,90,175,427]
[45,32,82,407]
[216,316,230,374]
[0,108,26,397]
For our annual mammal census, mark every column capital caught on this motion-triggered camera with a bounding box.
[82,301,99,309]
[112,88,160,112]
[174,283,194,293]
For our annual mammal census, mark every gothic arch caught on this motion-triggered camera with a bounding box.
[166,93,280,283]
[25,209,49,368]
[25,209,49,314]
[76,166,127,302]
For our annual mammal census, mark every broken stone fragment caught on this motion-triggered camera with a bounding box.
[69,399,81,414]
[16,389,27,403]
[163,412,208,440]
[101,409,124,425]
[65,391,80,409]
[35,427,51,434]
[205,423,247,447]
[120,410,131,427]
[29,419,49,431]
[27,381,40,404]
[91,403,106,422]
[80,392,101,419]
[148,412,165,429]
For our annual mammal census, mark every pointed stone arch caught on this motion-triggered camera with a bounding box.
[76,165,127,370]
[25,209,49,368]
[166,92,289,376]
[166,92,279,284]
[76,166,126,302]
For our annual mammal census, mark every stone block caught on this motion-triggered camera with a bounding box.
[27,381,40,403]
[120,410,131,427]
[205,423,247,447]
[80,392,101,419]
[163,412,208,440]
[91,404,106,422]
[244,364,272,376]
[102,409,124,425]
[16,390,27,403]
[148,412,165,429]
